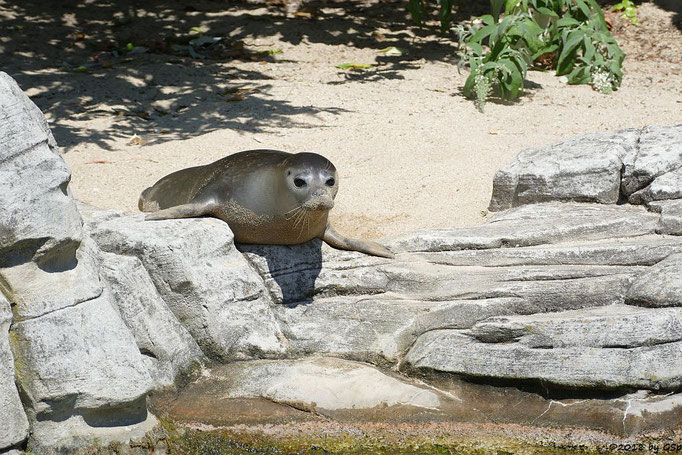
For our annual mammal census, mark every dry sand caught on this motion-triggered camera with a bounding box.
[2,0,681,240]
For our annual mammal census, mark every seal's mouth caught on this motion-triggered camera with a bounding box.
[302,195,334,211]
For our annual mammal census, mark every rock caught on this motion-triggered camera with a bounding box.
[12,294,152,414]
[0,294,29,451]
[244,211,655,363]
[85,211,286,361]
[1,238,102,320]
[405,329,682,392]
[417,235,682,267]
[27,407,158,455]
[650,199,682,235]
[629,167,682,204]
[100,252,205,389]
[622,125,682,196]
[0,72,82,269]
[159,355,682,437]
[626,253,682,308]
[388,203,659,253]
[470,304,682,348]
[168,357,440,417]
[488,129,638,211]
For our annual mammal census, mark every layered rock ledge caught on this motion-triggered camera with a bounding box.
[1,71,681,452]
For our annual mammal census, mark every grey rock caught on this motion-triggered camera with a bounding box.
[1,238,102,320]
[28,405,158,454]
[622,124,682,196]
[86,211,286,360]
[626,253,682,308]
[100,252,205,389]
[406,329,682,391]
[388,203,659,253]
[12,294,152,415]
[629,167,682,204]
[271,296,517,362]
[651,199,682,235]
[247,244,646,363]
[470,304,682,348]
[245,240,643,307]
[489,130,638,211]
[0,294,29,451]
[175,357,441,412]
[416,235,682,267]
[0,72,82,268]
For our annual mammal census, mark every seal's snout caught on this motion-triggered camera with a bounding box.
[304,193,334,211]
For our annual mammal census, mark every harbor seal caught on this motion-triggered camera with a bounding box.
[138,150,395,258]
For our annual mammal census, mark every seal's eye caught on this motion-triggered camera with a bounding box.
[294,178,307,188]
[326,178,335,187]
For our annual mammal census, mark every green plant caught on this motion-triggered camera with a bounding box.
[457,14,531,111]
[613,0,639,25]
[446,0,625,110]
[408,0,456,33]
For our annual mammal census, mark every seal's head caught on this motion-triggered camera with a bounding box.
[283,152,338,211]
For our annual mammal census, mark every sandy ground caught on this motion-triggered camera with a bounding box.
[2,0,681,240]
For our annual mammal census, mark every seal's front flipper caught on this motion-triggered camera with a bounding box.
[144,202,215,221]
[322,225,395,259]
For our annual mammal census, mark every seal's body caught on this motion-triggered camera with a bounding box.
[139,150,394,258]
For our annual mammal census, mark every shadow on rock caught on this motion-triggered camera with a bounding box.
[237,240,323,307]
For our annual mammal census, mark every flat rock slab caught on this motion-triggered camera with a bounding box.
[405,329,682,391]
[157,357,682,437]
[159,357,444,425]
[387,202,659,253]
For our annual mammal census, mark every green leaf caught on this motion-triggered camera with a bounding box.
[572,0,594,19]
[463,71,478,96]
[535,7,558,17]
[566,65,590,84]
[335,63,373,70]
[408,0,424,26]
[437,0,454,32]
[504,0,521,13]
[557,17,580,28]
[499,59,524,99]
[467,42,484,56]
[556,30,584,74]
[583,35,595,62]
[491,0,506,22]
[470,24,497,44]
[531,43,559,60]
[255,49,283,55]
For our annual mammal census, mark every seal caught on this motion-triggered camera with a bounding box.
[138,149,395,258]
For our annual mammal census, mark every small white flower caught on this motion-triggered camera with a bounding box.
[591,68,613,94]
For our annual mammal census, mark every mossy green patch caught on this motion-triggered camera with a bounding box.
[162,424,605,455]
